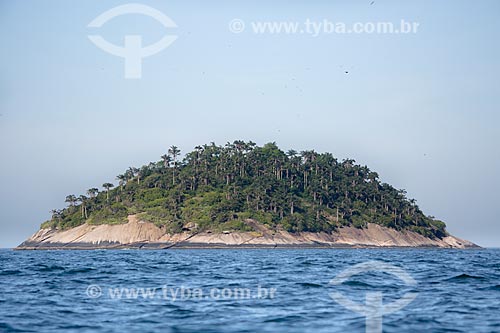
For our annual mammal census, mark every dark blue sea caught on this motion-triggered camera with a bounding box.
[0,249,499,333]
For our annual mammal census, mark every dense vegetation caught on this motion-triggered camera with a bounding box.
[44,141,448,239]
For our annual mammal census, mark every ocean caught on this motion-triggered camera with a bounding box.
[0,248,499,332]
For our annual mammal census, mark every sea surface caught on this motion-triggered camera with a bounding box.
[0,248,499,333]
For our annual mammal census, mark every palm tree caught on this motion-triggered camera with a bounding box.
[137,166,149,185]
[116,174,127,188]
[286,149,297,158]
[78,195,88,219]
[65,195,77,207]
[50,209,62,221]
[87,188,99,198]
[102,183,114,200]
[168,145,181,185]
[126,167,139,184]
[161,154,171,169]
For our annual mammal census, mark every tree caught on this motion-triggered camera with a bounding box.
[126,167,139,184]
[161,154,171,170]
[50,209,62,221]
[78,195,88,219]
[65,195,77,207]
[102,183,114,200]
[286,149,297,158]
[168,145,181,185]
[116,174,127,188]
[87,188,99,198]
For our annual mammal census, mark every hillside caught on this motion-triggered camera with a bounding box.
[36,141,450,241]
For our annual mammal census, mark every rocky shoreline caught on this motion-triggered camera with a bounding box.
[16,215,479,250]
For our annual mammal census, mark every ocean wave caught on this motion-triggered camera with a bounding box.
[445,273,486,281]
[0,322,29,333]
[63,267,96,275]
[298,261,316,266]
[295,282,323,288]
[259,266,277,271]
[263,315,304,323]
[479,285,500,291]
[35,265,66,272]
[0,270,22,276]
[341,280,374,288]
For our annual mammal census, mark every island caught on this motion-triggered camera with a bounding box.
[17,141,478,249]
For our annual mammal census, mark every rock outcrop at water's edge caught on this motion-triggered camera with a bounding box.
[16,215,479,250]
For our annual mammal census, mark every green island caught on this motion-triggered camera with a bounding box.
[44,141,447,240]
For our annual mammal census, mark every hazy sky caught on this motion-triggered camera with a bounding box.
[1,0,499,248]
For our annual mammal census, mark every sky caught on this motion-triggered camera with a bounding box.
[0,0,499,248]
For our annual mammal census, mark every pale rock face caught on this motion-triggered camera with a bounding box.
[17,215,478,250]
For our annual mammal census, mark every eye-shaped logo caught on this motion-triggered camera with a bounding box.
[329,261,418,333]
[87,3,178,79]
